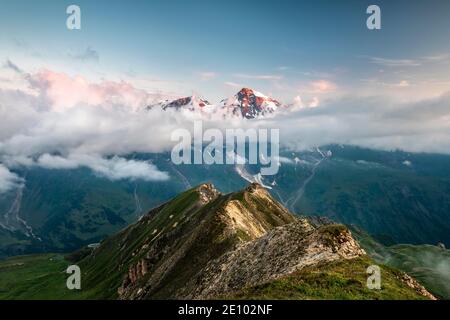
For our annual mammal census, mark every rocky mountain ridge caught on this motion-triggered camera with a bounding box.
[149,88,284,118]
[74,183,435,300]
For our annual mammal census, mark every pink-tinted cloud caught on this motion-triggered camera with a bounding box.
[233,73,283,81]
[27,70,157,111]
[224,81,244,88]
[310,80,337,93]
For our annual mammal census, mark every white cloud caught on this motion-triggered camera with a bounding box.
[392,80,410,88]
[272,92,450,154]
[224,81,244,88]
[1,63,450,189]
[422,54,448,62]
[308,97,320,108]
[402,160,412,167]
[292,95,304,108]
[0,164,23,193]
[0,65,181,183]
[290,95,320,109]
[310,80,337,93]
[37,154,169,181]
[26,69,160,112]
[233,73,283,81]
[369,57,421,67]
[276,156,294,164]
[198,72,217,81]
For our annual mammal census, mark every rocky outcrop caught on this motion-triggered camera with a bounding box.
[222,88,283,119]
[398,273,437,300]
[160,96,212,111]
[181,222,365,299]
[197,183,221,204]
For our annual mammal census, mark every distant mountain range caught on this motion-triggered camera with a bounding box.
[148,87,285,118]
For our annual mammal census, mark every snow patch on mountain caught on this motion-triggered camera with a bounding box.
[150,88,285,119]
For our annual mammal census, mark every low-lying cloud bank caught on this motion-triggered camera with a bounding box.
[274,93,450,153]
[1,63,450,193]
[0,164,23,193]
[37,154,169,181]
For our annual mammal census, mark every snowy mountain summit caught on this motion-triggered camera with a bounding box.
[221,88,283,119]
[158,95,213,112]
[150,88,284,119]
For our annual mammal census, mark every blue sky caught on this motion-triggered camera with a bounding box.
[1,0,450,102]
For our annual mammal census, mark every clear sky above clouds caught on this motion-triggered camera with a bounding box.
[1,0,450,102]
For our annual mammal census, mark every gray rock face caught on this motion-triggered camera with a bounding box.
[182,221,365,299]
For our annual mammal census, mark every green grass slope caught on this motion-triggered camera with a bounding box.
[227,257,429,300]
[0,254,82,299]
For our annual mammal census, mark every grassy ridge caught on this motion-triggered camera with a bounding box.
[227,257,428,300]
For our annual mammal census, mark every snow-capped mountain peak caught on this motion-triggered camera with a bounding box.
[150,88,284,119]
[221,88,282,119]
[159,95,212,111]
